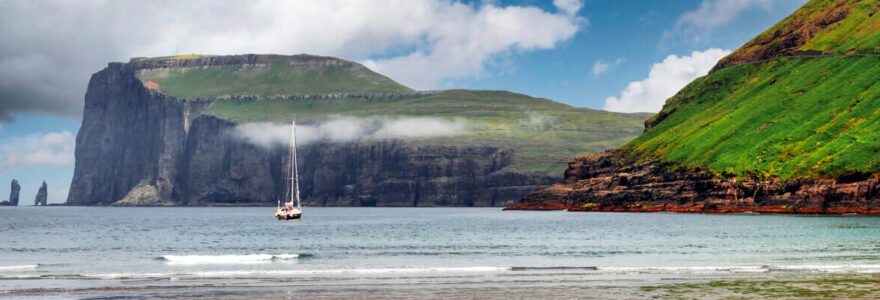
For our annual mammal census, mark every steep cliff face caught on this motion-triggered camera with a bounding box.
[178,115,551,206]
[67,54,637,206]
[67,61,198,205]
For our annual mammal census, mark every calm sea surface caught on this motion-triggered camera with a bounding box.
[1,207,879,298]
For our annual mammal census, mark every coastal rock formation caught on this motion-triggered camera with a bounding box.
[34,181,47,206]
[68,54,619,206]
[111,182,174,206]
[0,179,19,206]
[507,150,880,214]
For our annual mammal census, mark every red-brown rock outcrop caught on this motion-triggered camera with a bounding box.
[506,150,880,214]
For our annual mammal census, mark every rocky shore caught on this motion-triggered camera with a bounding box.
[506,150,880,214]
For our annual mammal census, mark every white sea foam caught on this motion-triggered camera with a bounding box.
[159,254,300,265]
[0,264,38,272]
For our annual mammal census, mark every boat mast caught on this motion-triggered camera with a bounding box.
[291,120,301,210]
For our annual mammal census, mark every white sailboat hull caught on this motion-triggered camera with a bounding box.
[275,211,302,220]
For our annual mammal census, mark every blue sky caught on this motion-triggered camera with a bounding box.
[452,0,805,108]
[0,0,806,203]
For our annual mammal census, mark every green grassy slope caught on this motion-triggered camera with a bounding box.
[713,0,880,70]
[799,0,880,53]
[627,0,880,180]
[137,60,412,97]
[629,56,880,179]
[203,89,650,174]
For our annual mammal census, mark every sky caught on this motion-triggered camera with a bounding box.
[0,0,806,204]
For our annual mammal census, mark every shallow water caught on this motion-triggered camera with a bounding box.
[1,207,879,298]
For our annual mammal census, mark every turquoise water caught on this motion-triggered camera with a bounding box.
[1,207,880,298]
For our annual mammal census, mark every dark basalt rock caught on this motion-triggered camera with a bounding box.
[34,181,47,206]
[0,179,19,206]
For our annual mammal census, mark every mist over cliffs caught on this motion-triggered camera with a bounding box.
[67,54,648,206]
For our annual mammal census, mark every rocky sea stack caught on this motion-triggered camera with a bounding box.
[67,54,648,206]
[0,179,20,206]
[508,0,880,214]
[34,181,47,206]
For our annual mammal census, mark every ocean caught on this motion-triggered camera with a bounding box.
[1,207,879,298]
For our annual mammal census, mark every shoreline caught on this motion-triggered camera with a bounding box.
[505,200,880,214]
[4,272,879,299]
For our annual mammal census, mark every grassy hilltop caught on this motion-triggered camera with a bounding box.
[134,55,649,174]
[627,0,880,180]
[138,59,412,97]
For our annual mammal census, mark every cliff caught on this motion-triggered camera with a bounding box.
[509,0,880,213]
[67,54,646,206]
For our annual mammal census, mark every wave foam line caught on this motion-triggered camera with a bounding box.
[88,266,508,279]
[0,264,38,272]
[158,254,301,265]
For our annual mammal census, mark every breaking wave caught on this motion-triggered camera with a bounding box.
[0,265,37,272]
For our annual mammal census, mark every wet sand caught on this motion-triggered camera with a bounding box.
[5,273,880,299]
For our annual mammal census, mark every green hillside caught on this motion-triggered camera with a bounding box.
[205,89,650,174]
[137,59,412,97]
[714,0,880,70]
[132,55,649,174]
[627,0,880,180]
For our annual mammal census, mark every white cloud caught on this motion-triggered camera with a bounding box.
[603,48,730,113]
[664,0,773,45]
[0,1,585,120]
[231,116,470,148]
[0,131,76,170]
[364,3,584,89]
[592,60,610,76]
[553,0,584,16]
[592,58,625,76]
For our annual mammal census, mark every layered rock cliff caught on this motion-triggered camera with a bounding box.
[507,150,880,214]
[67,54,640,206]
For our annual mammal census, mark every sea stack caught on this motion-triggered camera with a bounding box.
[34,181,47,206]
[9,179,20,206]
[0,179,19,206]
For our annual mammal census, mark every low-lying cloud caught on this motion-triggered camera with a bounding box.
[519,110,557,131]
[231,116,470,148]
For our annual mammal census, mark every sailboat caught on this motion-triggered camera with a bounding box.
[275,120,302,220]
